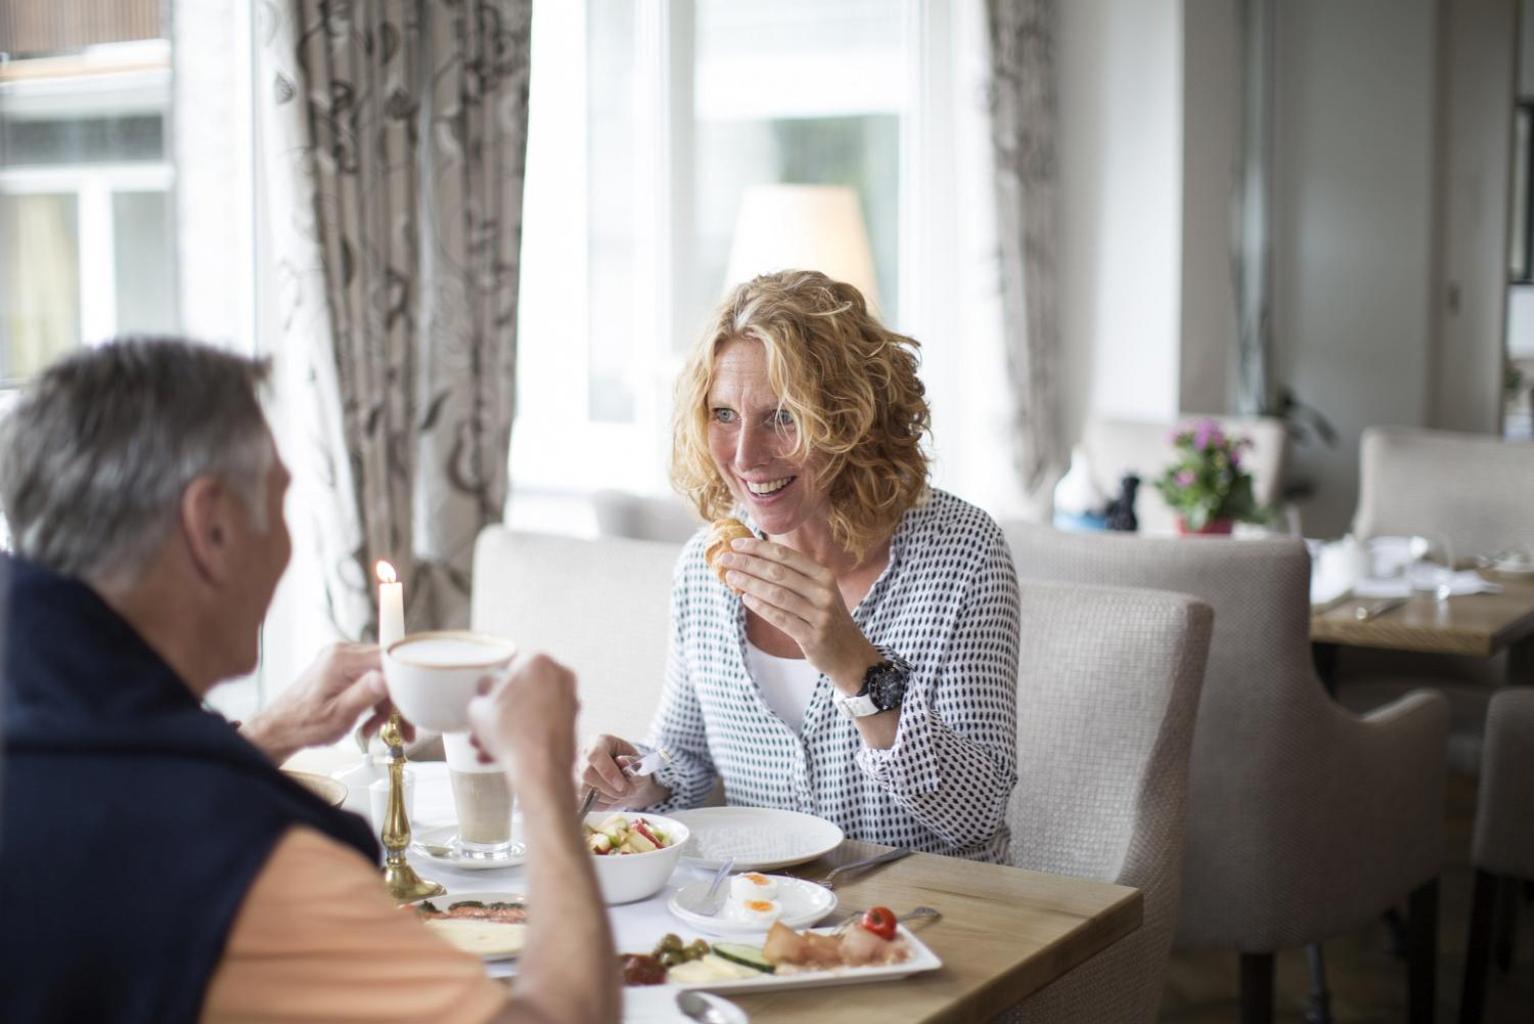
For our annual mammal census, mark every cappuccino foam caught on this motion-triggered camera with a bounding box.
[392,636,513,667]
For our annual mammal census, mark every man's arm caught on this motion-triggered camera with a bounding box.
[471,654,619,1024]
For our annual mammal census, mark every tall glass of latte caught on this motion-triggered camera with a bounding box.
[442,731,516,858]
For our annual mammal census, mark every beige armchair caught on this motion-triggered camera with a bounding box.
[470,528,684,744]
[1000,581,1212,1023]
[1004,524,1450,1024]
[1081,415,1288,534]
[1353,426,1534,559]
[1460,688,1534,1024]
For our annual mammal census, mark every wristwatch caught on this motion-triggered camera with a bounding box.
[834,648,912,719]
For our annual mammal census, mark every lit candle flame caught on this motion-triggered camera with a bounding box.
[376,560,397,585]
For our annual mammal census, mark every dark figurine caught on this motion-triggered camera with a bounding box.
[1103,473,1140,532]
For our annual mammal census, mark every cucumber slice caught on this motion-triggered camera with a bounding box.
[711,942,775,974]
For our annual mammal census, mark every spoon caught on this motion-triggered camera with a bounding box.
[676,989,741,1024]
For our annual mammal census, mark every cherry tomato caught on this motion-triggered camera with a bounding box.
[860,906,897,941]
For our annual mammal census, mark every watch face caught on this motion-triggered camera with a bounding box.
[866,659,909,711]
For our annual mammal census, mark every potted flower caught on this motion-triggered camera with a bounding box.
[1154,419,1269,535]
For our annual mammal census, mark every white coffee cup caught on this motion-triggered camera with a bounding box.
[382,631,516,732]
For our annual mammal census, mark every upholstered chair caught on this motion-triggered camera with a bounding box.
[471,528,684,743]
[1081,415,1288,535]
[1460,688,1534,1024]
[1353,426,1534,559]
[1005,525,1450,1024]
[1344,426,1534,766]
[591,489,702,543]
[999,580,1212,1023]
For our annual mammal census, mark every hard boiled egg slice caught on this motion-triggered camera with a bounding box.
[733,898,783,927]
[728,872,779,902]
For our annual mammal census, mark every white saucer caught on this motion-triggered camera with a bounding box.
[412,825,527,870]
[667,874,837,936]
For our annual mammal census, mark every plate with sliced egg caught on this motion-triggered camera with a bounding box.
[666,872,837,936]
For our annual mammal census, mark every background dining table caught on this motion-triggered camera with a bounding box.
[1310,573,1534,690]
[389,761,1142,1023]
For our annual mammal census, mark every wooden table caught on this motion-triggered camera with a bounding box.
[731,840,1143,1023]
[1310,574,1534,687]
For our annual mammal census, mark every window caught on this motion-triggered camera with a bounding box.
[512,0,922,509]
[0,38,177,383]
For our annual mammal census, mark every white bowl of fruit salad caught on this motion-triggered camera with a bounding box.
[583,812,690,904]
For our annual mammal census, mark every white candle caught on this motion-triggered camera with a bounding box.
[376,560,404,649]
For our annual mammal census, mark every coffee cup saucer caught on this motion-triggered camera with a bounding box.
[412,825,527,871]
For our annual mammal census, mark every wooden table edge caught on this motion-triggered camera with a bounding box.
[929,883,1144,1023]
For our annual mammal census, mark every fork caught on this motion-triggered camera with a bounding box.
[830,905,942,929]
[576,747,673,818]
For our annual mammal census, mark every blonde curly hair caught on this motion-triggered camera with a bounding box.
[670,270,931,561]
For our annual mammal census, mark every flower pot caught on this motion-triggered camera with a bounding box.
[1177,517,1234,536]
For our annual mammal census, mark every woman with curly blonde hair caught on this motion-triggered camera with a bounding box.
[582,270,1020,861]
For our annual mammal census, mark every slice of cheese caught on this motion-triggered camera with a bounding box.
[424,918,528,959]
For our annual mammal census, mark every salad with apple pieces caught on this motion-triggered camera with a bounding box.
[584,813,675,856]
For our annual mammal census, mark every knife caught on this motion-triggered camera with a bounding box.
[1353,597,1406,621]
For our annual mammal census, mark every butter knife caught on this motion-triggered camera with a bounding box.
[1354,597,1406,621]
[818,847,914,890]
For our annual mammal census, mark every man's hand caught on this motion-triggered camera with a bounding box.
[241,643,411,763]
[466,653,579,798]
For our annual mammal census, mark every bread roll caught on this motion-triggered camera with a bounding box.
[704,517,754,591]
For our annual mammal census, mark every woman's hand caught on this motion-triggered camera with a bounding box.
[581,734,670,810]
[718,538,881,694]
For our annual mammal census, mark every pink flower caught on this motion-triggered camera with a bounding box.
[1176,469,1196,488]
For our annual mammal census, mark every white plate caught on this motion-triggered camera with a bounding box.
[407,891,528,961]
[667,924,941,994]
[412,825,527,870]
[667,807,845,871]
[667,875,837,936]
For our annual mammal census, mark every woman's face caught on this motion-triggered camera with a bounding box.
[705,338,828,537]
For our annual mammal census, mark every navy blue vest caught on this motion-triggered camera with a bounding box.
[0,558,380,1024]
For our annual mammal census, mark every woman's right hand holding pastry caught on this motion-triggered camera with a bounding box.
[581,734,670,809]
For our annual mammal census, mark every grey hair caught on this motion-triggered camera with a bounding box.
[0,337,275,583]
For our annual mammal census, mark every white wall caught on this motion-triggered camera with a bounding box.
[1271,0,1439,536]
[1431,0,1516,434]
[1057,0,1185,450]
[1179,0,1241,415]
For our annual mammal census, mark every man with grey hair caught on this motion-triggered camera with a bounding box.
[0,338,617,1024]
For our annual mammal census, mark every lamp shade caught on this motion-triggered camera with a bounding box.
[723,184,881,312]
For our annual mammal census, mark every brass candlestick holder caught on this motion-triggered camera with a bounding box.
[380,711,444,903]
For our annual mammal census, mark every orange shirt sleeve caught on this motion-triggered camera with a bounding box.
[201,826,509,1024]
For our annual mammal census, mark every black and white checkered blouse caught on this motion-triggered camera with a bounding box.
[641,488,1021,862]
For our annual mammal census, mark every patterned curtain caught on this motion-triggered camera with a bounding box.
[986,0,1061,495]
[258,0,531,639]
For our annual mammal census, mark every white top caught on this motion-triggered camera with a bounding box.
[744,640,820,734]
[642,488,1020,863]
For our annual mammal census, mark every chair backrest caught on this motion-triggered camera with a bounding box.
[1473,688,1534,879]
[470,527,684,745]
[1005,523,1412,950]
[1353,426,1534,559]
[592,489,703,543]
[1008,580,1211,1022]
[1082,415,1287,534]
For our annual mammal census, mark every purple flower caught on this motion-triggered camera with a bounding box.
[1176,469,1196,488]
[1193,419,1225,452]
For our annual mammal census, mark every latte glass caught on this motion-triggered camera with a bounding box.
[442,731,517,858]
